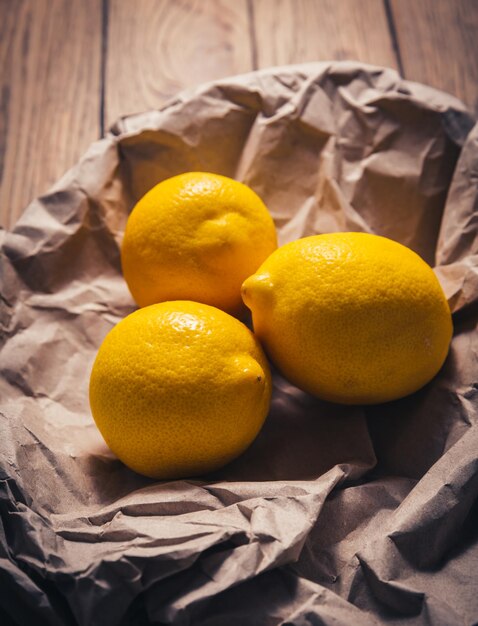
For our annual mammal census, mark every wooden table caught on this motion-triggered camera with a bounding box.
[1,0,477,230]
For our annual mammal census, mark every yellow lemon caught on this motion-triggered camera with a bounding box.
[89,301,271,479]
[242,233,452,405]
[121,172,277,314]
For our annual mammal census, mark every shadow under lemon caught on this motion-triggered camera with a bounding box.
[205,368,376,483]
[87,366,376,485]
[86,344,463,489]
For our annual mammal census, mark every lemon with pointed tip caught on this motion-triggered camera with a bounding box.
[242,233,452,405]
[121,172,278,314]
[89,301,272,479]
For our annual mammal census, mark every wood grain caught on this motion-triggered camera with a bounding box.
[390,0,478,114]
[2,0,476,231]
[251,0,398,70]
[105,0,253,129]
[0,0,102,230]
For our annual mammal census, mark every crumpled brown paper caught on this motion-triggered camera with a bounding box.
[1,61,477,626]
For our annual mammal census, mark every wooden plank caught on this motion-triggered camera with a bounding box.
[0,0,102,230]
[251,0,398,70]
[105,0,253,130]
[390,0,478,114]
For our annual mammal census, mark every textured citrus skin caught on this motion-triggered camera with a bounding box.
[89,301,272,479]
[121,172,277,313]
[242,233,453,405]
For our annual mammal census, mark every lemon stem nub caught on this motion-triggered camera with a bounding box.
[241,273,274,309]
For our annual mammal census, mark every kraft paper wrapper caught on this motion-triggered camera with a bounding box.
[1,62,477,626]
